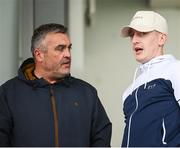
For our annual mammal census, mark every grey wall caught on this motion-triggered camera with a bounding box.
[0,0,18,84]
[34,0,68,28]
[19,0,34,64]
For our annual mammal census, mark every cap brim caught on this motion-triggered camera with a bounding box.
[121,25,155,37]
[121,26,131,37]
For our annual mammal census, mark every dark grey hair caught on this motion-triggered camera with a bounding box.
[31,23,68,56]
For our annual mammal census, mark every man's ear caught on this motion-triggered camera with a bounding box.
[33,48,44,62]
[159,33,167,46]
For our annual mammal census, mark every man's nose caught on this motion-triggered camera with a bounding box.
[64,48,71,57]
[131,33,140,44]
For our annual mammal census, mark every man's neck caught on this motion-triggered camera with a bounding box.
[34,69,57,84]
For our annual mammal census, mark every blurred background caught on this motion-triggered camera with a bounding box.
[1,0,180,146]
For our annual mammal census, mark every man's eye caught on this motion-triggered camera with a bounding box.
[141,32,147,36]
[68,45,72,50]
[55,44,72,51]
[129,33,134,38]
[129,30,134,38]
[55,45,66,51]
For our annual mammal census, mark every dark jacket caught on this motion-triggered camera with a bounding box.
[122,55,180,147]
[0,58,112,147]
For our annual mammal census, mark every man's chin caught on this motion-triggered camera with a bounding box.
[55,72,70,78]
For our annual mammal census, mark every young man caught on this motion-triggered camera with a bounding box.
[121,11,180,147]
[0,23,112,147]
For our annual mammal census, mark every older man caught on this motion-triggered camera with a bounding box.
[0,23,112,147]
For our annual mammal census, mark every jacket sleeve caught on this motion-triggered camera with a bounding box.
[0,86,12,146]
[90,90,112,147]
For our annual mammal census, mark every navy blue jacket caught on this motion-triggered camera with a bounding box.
[122,55,180,147]
[0,58,112,147]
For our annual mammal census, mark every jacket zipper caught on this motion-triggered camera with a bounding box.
[162,118,167,145]
[50,86,59,146]
[127,87,139,148]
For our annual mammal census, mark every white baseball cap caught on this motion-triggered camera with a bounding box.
[121,11,168,37]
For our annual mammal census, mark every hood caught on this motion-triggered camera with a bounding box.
[133,54,176,89]
[123,54,176,102]
[18,58,72,88]
[139,54,176,74]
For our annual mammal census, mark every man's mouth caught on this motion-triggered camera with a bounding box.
[63,61,70,64]
[61,60,71,67]
[62,58,71,64]
[135,47,143,52]
[134,47,144,55]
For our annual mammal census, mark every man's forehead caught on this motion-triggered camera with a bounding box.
[45,32,70,42]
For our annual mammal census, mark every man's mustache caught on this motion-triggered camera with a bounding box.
[61,58,71,64]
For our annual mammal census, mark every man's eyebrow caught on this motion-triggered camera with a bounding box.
[55,43,72,50]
